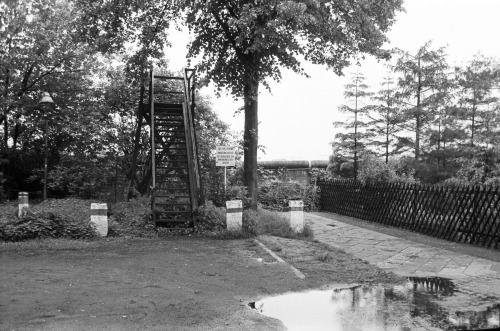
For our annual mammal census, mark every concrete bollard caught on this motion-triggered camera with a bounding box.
[226,200,243,231]
[289,200,304,233]
[18,192,29,218]
[90,203,108,237]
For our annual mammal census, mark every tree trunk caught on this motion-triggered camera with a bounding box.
[126,83,146,200]
[415,57,422,160]
[243,78,259,210]
[471,103,476,147]
[353,81,358,181]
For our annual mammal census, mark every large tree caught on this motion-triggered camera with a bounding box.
[393,42,448,160]
[78,0,404,208]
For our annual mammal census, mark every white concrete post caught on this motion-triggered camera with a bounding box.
[289,200,304,233]
[18,192,29,218]
[226,200,242,231]
[90,203,108,237]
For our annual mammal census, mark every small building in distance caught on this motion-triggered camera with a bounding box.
[257,160,329,184]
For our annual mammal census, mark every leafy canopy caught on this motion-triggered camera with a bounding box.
[183,0,404,95]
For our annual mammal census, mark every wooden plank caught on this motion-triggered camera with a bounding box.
[153,75,183,80]
[435,187,456,239]
[443,186,470,241]
[451,186,474,243]
[470,186,492,245]
[483,188,500,247]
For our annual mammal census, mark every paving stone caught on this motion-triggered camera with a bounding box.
[306,212,500,298]
[463,262,495,276]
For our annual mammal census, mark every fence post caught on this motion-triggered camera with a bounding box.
[18,192,29,218]
[90,203,108,237]
[289,200,304,233]
[226,200,242,232]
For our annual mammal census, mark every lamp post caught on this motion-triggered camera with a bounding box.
[39,92,54,201]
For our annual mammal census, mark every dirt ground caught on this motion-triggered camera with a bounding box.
[0,236,403,331]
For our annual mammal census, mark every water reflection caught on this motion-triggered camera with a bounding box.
[253,277,500,331]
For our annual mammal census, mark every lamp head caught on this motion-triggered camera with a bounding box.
[39,92,54,105]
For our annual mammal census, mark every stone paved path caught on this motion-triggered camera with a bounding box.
[306,212,500,299]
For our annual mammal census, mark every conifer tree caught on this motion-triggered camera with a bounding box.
[333,72,372,180]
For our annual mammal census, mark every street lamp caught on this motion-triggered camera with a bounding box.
[39,92,54,201]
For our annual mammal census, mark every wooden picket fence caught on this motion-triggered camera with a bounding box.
[318,179,500,249]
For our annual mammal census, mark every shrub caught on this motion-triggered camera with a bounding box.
[194,201,226,233]
[0,211,96,242]
[108,196,155,237]
[243,208,313,239]
[358,155,418,184]
[29,198,94,224]
[0,201,18,223]
[258,180,319,212]
[193,202,313,240]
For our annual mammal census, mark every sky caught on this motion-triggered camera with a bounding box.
[165,0,500,161]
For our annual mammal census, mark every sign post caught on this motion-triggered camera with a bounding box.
[216,146,236,195]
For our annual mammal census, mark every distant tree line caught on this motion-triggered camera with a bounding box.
[331,42,500,185]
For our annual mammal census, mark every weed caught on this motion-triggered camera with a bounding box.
[316,251,332,262]
[0,210,96,242]
[243,209,314,240]
[211,229,252,240]
[193,201,226,234]
[109,196,155,237]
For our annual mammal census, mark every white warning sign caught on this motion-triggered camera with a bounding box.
[216,146,236,167]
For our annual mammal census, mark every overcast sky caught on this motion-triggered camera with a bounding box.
[166,0,500,161]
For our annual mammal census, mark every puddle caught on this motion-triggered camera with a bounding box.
[250,277,500,330]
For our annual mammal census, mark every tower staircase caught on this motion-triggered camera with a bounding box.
[140,68,202,229]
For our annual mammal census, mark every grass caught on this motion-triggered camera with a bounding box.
[315,251,332,262]
[1,198,314,249]
[243,208,314,240]
[0,237,110,252]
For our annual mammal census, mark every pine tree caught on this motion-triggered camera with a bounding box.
[393,42,449,160]
[455,54,500,147]
[333,72,372,180]
[366,74,408,163]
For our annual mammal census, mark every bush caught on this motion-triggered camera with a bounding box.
[258,180,319,212]
[193,202,313,240]
[0,198,99,242]
[29,198,94,224]
[0,211,96,242]
[108,196,155,237]
[194,201,226,233]
[243,208,313,239]
[0,201,18,223]
[358,155,418,184]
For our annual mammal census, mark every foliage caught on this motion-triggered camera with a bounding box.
[357,153,418,184]
[366,74,409,161]
[333,72,373,180]
[0,170,5,202]
[29,198,94,224]
[455,54,500,147]
[108,196,155,237]
[242,208,313,240]
[258,180,319,212]
[393,41,450,160]
[193,201,227,234]
[0,209,96,242]
[443,147,500,186]
[78,0,404,209]
[0,200,17,222]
